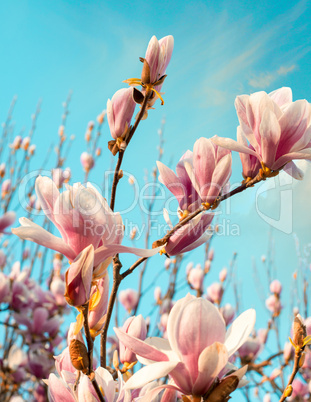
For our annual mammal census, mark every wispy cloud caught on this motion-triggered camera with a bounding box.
[248,65,296,88]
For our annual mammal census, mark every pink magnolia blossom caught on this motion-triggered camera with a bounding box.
[12,176,161,266]
[220,303,235,326]
[291,379,309,399]
[157,137,231,255]
[238,336,263,362]
[206,282,223,304]
[187,264,204,291]
[144,35,174,85]
[119,315,147,364]
[269,279,282,295]
[212,87,311,180]
[114,294,255,399]
[119,289,139,313]
[80,152,95,172]
[107,88,136,139]
[0,211,15,234]
[265,294,282,316]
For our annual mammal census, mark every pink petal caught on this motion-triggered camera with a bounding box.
[225,309,256,357]
[48,374,75,402]
[269,87,292,106]
[170,297,226,384]
[114,328,169,362]
[211,136,259,159]
[192,137,215,197]
[137,384,180,402]
[273,148,311,170]
[192,342,228,396]
[0,211,16,232]
[283,161,304,180]
[157,161,185,204]
[94,244,162,266]
[259,107,281,168]
[137,337,177,366]
[124,361,178,390]
[12,218,76,261]
[35,176,60,226]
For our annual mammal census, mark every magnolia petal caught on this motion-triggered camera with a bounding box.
[94,244,163,266]
[273,149,311,170]
[192,342,228,396]
[114,328,169,362]
[35,176,60,223]
[137,337,178,366]
[95,367,115,402]
[137,384,180,402]
[157,161,185,203]
[0,211,16,232]
[259,107,281,168]
[124,361,178,390]
[211,136,259,159]
[283,161,304,180]
[48,374,75,402]
[269,87,292,107]
[225,309,256,357]
[12,218,76,261]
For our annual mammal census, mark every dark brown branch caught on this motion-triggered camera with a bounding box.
[100,256,122,368]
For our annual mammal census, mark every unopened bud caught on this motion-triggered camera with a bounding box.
[69,339,89,374]
[118,170,123,179]
[284,385,293,397]
[293,314,306,349]
[113,349,119,370]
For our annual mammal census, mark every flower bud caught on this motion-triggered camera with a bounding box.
[118,289,139,313]
[11,136,22,150]
[119,315,147,364]
[107,88,136,140]
[88,274,109,338]
[69,339,89,374]
[0,163,5,177]
[269,279,282,295]
[220,303,235,325]
[2,179,11,197]
[188,264,204,291]
[154,286,161,303]
[265,294,282,316]
[219,267,227,282]
[28,144,36,155]
[21,136,30,150]
[80,152,94,172]
[206,282,223,304]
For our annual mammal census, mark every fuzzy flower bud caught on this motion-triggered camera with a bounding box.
[119,315,147,364]
[80,152,94,172]
[206,282,223,305]
[107,88,136,140]
[269,279,282,295]
[119,289,139,313]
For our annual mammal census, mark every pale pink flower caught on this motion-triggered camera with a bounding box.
[291,379,309,399]
[238,336,263,362]
[0,211,15,234]
[13,177,160,266]
[212,87,311,180]
[206,282,223,304]
[157,137,231,256]
[1,179,11,197]
[270,279,282,295]
[50,276,66,307]
[188,264,204,290]
[154,286,162,303]
[265,294,282,316]
[114,294,255,399]
[11,135,22,150]
[220,303,235,326]
[119,315,147,364]
[119,289,139,313]
[219,267,227,282]
[107,88,136,139]
[80,152,95,172]
[0,272,11,303]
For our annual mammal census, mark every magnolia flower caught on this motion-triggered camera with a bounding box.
[107,87,136,139]
[12,176,161,267]
[157,137,231,255]
[80,152,95,172]
[88,273,109,337]
[0,211,16,234]
[115,294,256,400]
[187,264,204,291]
[269,279,282,295]
[124,35,174,107]
[119,289,139,313]
[212,87,311,180]
[119,315,147,364]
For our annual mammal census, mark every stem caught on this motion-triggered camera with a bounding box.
[121,257,147,279]
[110,91,152,211]
[154,172,264,248]
[100,256,122,368]
[279,350,303,402]
[82,304,105,402]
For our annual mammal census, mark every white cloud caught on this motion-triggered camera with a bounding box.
[249,65,296,89]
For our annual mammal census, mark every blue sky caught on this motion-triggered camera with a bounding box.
[1,1,311,399]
